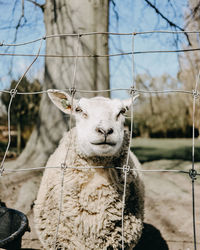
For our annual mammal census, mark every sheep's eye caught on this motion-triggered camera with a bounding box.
[117,108,126,119]
[75,106,88,118]
[75,106,82,113]
[119,108,126,115]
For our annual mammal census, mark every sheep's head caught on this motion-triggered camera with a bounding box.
[48,90,138,157]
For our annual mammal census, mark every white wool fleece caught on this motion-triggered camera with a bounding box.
[34,91,144,250]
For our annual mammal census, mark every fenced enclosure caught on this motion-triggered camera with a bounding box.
[0,30,200,249]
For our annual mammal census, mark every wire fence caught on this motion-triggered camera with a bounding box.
[0,30,200,250]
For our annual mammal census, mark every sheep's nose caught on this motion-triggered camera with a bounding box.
[96,127,114,136]
[107,128,114,135]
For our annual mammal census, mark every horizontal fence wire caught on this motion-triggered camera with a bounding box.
[0,30,200,250]
[0,88,196,95]
[0,48,200,57]
[1,165,200,175]
[0,30,200,47]
[0,31,200,59]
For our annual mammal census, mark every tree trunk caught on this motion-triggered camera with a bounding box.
[1,0,109,213]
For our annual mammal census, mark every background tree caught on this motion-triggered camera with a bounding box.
[15,0,109,168]
[1,78,42,154]
[179,0,200,135]
[133,74,193,138]
[0,0,110,213]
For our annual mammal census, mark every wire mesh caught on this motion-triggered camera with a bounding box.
[0,30,200,250]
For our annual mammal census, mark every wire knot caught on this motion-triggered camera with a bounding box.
[69,87,76,96]
[189,169,197,180]
[10,89,17,98]
[192,89,199,99]
[129,86,136,95]
[123,165,130,173]
[61,163,67,171]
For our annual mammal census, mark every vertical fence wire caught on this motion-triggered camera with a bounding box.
[191,69,200,250]
[53,34,81,250]
[121,33,136,250]
[121,93,135,250]
[0,38,43,175]
[191,90,197,250]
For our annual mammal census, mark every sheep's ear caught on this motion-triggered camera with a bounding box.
[123,94,139,111]
[47,89,77,114]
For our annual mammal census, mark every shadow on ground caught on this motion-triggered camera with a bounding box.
[134,223,169,250]
[132,146,200,163]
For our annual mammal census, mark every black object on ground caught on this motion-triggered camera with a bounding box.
[0,205,30,250]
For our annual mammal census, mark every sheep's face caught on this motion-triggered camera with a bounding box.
[74,97,130,157]
[48,90,138,157]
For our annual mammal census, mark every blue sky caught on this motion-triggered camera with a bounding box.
[109,0,188,98]
[0,0,189,98]
[0,0,45,90]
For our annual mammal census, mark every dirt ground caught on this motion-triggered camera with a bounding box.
[1,159,200,250]
[142,160,200,250]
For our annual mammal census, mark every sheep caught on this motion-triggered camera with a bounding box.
[34,89,144,250]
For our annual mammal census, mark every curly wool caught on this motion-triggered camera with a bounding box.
[34,128,144,249]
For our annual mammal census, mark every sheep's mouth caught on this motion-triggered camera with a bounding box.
[91,142,116,146]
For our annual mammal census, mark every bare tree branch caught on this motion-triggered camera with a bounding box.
[110,0,119,23]
[22,0,24,17]
[185,1,200,29]
[144,0,192,46]
[25,0,45,12]
[5,0,28,78]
